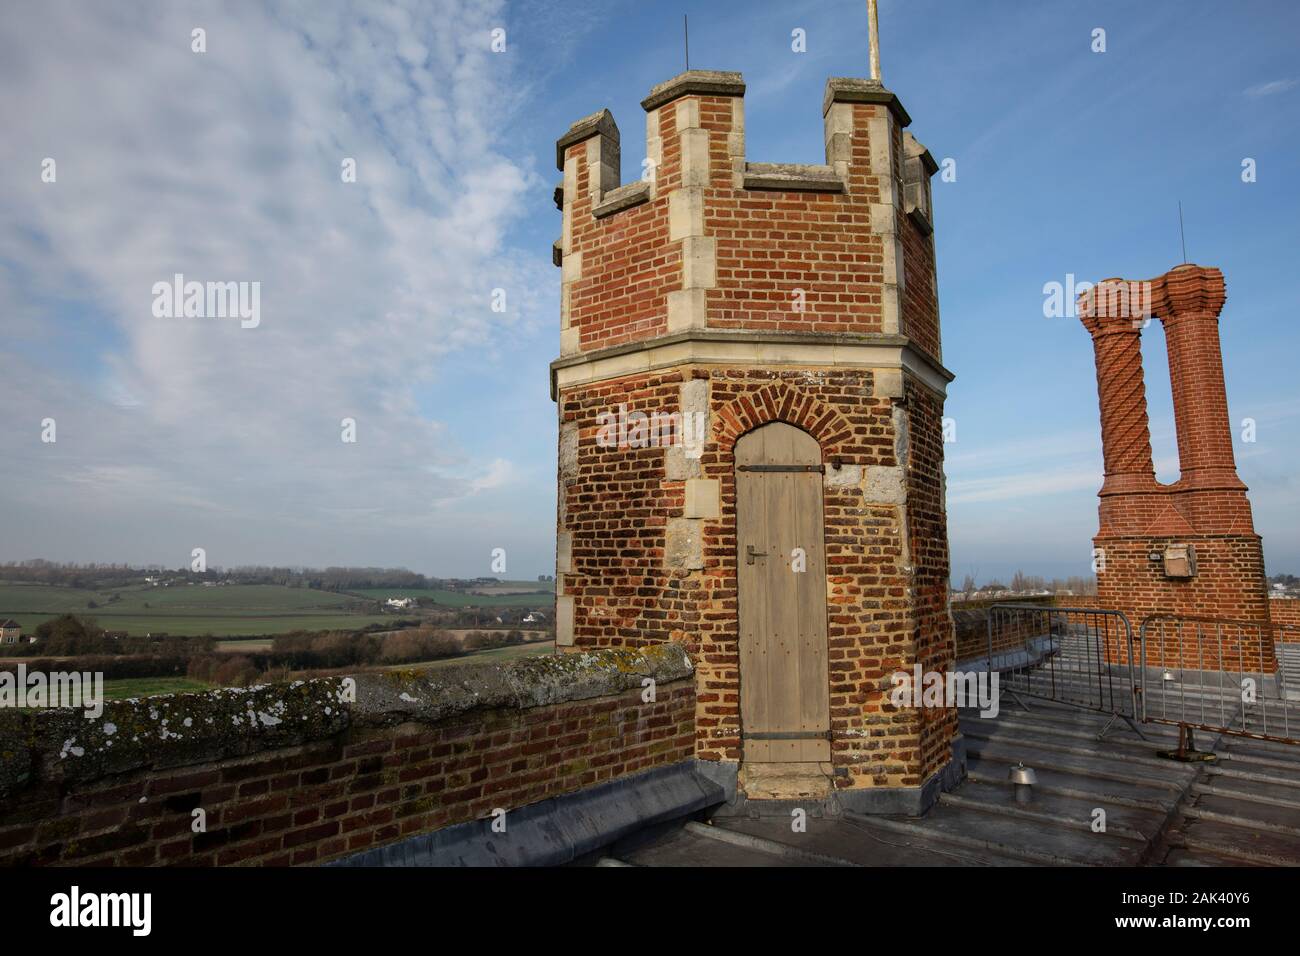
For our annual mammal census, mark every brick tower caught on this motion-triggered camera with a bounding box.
[1080,265,1271,670]
[551,69,959,812]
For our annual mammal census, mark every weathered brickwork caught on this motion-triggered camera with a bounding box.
[0,648,695,866]
[552,70,958,796]
[1080,265,1271,671]
[1271,600,1300,643]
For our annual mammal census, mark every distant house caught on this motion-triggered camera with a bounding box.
[522,612,545,624]
[385,597,415,610]
[0,620,20,645]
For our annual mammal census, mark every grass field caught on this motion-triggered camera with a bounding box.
[0,582,391,637]
[214,639,275,652]
[350,583,553,608]
[394,641,555,669]
[0,578,555,640]
[101,677,211,700]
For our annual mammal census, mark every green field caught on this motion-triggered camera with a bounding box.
[0,578,556,640]
[397,641,555,669]
[102,677,211,700]
[0,582,392,637]
[215,639,275,652]
[352,583,554,608]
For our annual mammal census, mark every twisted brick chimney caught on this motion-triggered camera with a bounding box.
[1080,264,1271,670]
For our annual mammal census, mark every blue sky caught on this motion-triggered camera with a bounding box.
[1,0,1297,584]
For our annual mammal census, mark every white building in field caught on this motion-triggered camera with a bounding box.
[385,597,414,610]
[0,620,21,645]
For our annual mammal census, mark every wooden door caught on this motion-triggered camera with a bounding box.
[735,422,830,762]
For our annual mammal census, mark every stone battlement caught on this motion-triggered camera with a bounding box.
[554,70,943,366]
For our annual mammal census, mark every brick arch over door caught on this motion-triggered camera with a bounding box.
[690,372,907,766]
[713,380,856,455]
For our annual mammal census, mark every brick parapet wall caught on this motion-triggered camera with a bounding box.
[1270,600,1300,644]
[556,72,942,365]
[0,645,695,866]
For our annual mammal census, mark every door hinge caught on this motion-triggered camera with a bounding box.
[737,464,825,473]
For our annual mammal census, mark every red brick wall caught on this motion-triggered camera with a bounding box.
[559,365,954,788]
[565,111,675,352]
[560,93,938,352]
[904,381,957,770]
[705,100,890,336]
[1269,599,1300,642]
[0,656,695,867]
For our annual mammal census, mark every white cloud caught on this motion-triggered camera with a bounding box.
[1244,78,1299,97]
[0,0,554,569]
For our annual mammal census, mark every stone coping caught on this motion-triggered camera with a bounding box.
[823,77,912,127]
[640,70,746,112]
[743,162,844,193]
[555,107,618,170]
[593,180,651,218]
[0,643,694,799]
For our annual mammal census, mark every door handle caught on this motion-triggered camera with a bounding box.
[745,545,768,565]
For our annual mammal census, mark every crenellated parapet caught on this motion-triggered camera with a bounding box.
[552,70,947,387]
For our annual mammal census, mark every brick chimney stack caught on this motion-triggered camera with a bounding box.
[1160,266,1245,493]
[1079,264,1271,669]
[1080,288,1157,497]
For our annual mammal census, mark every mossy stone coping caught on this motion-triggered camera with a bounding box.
[0,643,694,800]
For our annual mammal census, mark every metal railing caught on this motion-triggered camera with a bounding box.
[986,603,1141,739]
[1139,614,1300,746]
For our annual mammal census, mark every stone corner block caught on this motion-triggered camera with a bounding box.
[665,517,705,570]
[556,531,573,573]
[683,478,720,519]
[873,367,904,399]
[555,595,575,646]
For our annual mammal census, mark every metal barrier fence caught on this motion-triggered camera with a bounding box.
[1139,614,1300,746]
[986,604,1142,739]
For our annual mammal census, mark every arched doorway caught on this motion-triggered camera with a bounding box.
[734,421,830,764]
